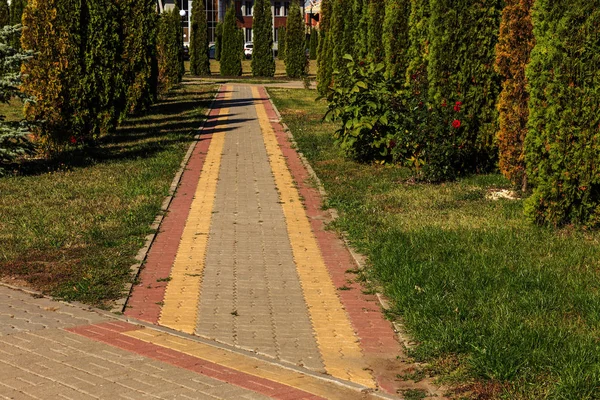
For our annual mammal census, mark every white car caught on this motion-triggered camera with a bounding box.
[244,42,253,59]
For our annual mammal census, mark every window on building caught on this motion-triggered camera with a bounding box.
[245,28,253,42]
[283,1,289,16]
[244,1,253,16]
[274,2,281,16]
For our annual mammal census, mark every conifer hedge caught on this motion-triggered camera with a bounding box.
[352,0,368,60]
[284,0,306,78]
[157,7,183,93]
[525,1,600,227]
[404,0,429,94]
[383,0,409,80]
[0,0,9,27]
[277,26,286,59]
[219,5,241,76]
[495,0,534,190]
[316,0,332,94]
[309,27,317,60]
[251,0,275,77]
[9,0,26,48]
[367,0,384,62]
[427,0,503,173]
[190,0,210,76]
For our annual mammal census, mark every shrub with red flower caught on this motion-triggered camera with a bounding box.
[454,101,462,112]
[69,136,77,144]
[452,119,461,129]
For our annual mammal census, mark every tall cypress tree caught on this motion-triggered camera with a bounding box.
[0,0,9,26]
[404,0,429,94]
[9,0,26,48]
[215,22,222,60]
[367,0,384,62]
[284,0,306,78]
[157,7,183,93]
[220,5,242,76]
[316,0,332,94]
[251,0,275,76]
[383,0,410,79]
[22,0,85,149]
[353,0,368,60]
[277,26,286,59]
[495,0,534,191]
[190,0,210,75]
[309,27,317,60]
[330,0,351,71]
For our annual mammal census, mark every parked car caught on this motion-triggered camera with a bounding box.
[244,42,253,59]
[183,45,190,61]
[209,44,216,59]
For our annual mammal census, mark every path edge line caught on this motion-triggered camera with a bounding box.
[260,86,417,351]
[112,84,222,314]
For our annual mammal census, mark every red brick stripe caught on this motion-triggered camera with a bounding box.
[258,87,404,394]
[68,322,324,400]
[125,88,228,324]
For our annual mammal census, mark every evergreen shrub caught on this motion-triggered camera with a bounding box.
[404,0,429,95]
[219,5,241,76]
[215,22,222,60]
[525,1,600,227]
[9,0,26,48]
[367,0,384,62]
[190,0,210,76]
[383,0,409,79]
[284,0,306,78]
[308,27,317,60]
[352,0,368,60]
[251,0,275,76]
[427,0,503,175]
[495,0,534,191]
[316,0,331,93]
[0,0,9,27]
[277,26,286,60]
[157,7,182,93]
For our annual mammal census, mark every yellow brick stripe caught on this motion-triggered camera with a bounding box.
[124,328,377,400]
[252,87,375,387]
[158,88,231,334]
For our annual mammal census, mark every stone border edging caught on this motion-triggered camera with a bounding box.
[111,85,222,314]
[262,86,418,351]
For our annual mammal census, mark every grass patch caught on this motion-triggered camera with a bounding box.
[0,82,216,308]
[268,88,600,399]
[208,59,317,78]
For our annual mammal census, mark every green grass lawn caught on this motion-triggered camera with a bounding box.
[0,83,216,308]
[268,88,600,399]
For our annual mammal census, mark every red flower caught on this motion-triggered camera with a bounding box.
[455,101,462,106]
[69,136,77,144]
[454,104,461,112]
[452,119,461,129]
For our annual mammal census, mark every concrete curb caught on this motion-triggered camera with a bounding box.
[111,85,222,314]
[262,86,418,351]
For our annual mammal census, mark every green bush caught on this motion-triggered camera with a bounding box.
[0,0,9,27]
[494,0,534,190]
[157,7,182,93]
[219,5,241,76]
[277,26,286,60]
[308,27,317,60]
[190,0,210,76]
[0,25,33,167]
[9,0,25,48]
[215,22,222,60]
[316,0,331,93]
[22,0,85,150]
[251,0,275,76]
[427,0,503,175]
[525,1,600,227]
[367,0,385,62]
[383,0,410,80]
[119,0,158,116]
[284,0,306,78]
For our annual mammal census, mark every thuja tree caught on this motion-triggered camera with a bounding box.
[494,0,534,191]
[427,0,503,175]
[329,0,353,72]
[157,7,182,93]
[277,26,286,59]
[367,0,384,62]
[190,0,210,76]
[308,27,317,60]
[0,0,9,26]
[81,0,123,139]
[383,0,410,79]
[316,0,331,94]
[284,0,306,78]
[22,0,86,149]
[119,0,158,116]
[353,0,368,60]
[215,22,222,60]
[525,1,600,227]
[404,0,430,93]
[220,5,241,76]
[9,0,26,48]
[0,25,33,166]
[251,0,275,77]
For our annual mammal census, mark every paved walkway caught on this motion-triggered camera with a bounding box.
[1,84,442,399]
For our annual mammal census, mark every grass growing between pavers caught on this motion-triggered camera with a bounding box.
[0,83,216,307]
[268,88,600,399]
